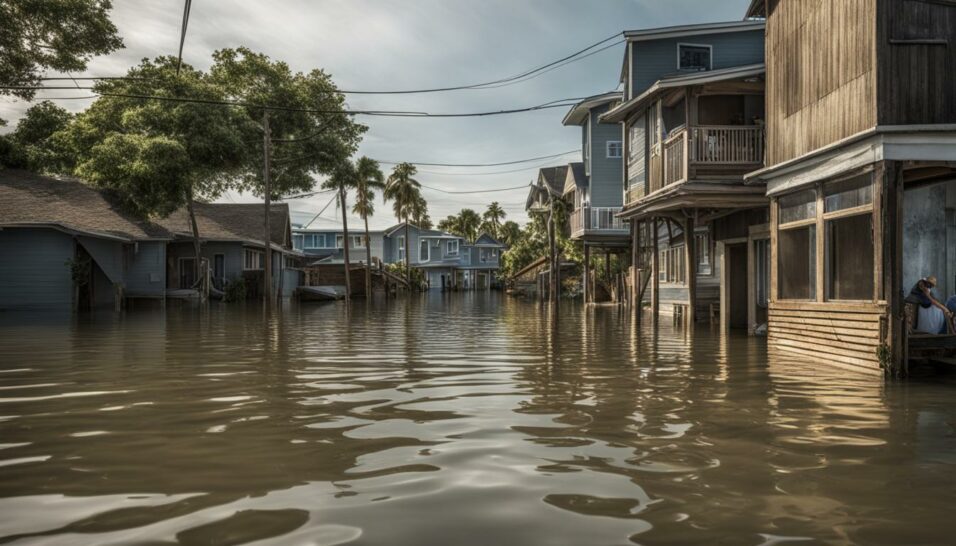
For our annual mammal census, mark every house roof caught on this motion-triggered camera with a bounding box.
[623,20,765,42]
[474,233,505,247]
[156,202,291,248]
[526,165,569,211]
[745,0,766,19]
[601,63,766,123]
[562,92,623,126]
[563,162,587,196]
[0,169,171,241]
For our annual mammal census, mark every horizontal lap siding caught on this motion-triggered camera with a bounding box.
[126,241,166,297]
[769,301,887,372]
[0,228,74,310]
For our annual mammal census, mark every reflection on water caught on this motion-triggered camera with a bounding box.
[1,293,956,545]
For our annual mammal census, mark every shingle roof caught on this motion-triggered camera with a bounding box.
[0,169,170,240]
[563,162,587,196]
[156,202,291,247]
[538,166,569,196]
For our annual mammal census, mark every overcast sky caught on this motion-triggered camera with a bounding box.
[1,0,750,230]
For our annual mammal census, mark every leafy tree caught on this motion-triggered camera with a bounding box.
[0,100,73,171]
[410,193,431,230]
[0,0,123,107]
[437,215,458,234]
[456,208,482,243]
[499,221,521,247]
[57,57,248,280]
[383,162,421,283]
[209,47,365,298]
[482,201,506,239]
[349,156,385,298]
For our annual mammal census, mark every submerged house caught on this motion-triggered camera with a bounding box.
[292,226,386,266]
[0,170,302,310]
[0,170,170,311]
[602,20,769,326]
[745,0,956,373]
[383,223,504,290]
[156,203,300,298]
[562,93,631,303]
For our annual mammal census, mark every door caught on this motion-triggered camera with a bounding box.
[728,244,748,329]
[213,254,225,289]
[753,238,770,328]
[179,258,196,289]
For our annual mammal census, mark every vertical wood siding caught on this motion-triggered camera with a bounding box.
[765,0,878,166]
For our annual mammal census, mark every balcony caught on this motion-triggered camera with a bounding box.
[629,125,765,204]
[571,206,628,238]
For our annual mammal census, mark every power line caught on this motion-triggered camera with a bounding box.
[34,32,623,95]
[1,87,584,118]
[420,183,530,195]
[176,0,193,75]
[302,193,338,229]
[376,150,578,167]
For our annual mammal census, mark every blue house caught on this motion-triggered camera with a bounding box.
[601,20,770,327]
[383,223,505,290]
[0,170,301,310]
[292,226,386,266]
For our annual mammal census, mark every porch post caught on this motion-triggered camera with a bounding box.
[631,221,639,310]
[583,244,591,304]
[685,215,697,324]
[883,161,905,375]
[651,217,660,318]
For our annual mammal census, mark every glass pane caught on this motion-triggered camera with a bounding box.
[779,190,817,224]
[679,45,711,71]
[825,174,873,213]
[826,214,874,300]
[778,225,817,300]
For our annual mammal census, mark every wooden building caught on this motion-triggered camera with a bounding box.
[745,0,956,374]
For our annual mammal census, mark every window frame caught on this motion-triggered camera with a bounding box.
[397,236,406,262]
[677,43,713,72]
[447,239,459,255]
[606,140,623,159]
[243,249,264,271]
[419,238,430,263]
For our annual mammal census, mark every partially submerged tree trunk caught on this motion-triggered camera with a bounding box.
[364,215,372,299]
[340,186,351,302]
[263,111,273,304]
[185,187,202,291]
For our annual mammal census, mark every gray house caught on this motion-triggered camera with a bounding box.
[291,226,386,266]
[0,170,170,311]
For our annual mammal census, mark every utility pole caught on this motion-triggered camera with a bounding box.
[340,185,352,302]
[263,110,273,304]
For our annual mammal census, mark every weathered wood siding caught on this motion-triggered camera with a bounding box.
[877,0,956,126]
[0,228,74,310]
[768,301,887,373]
[765,0,878,166]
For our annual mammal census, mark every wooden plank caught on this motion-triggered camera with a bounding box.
[771,309,883,322]
[769,321,881,338]
[771,335,880,363]
[770,341,881,371]
[771,301,887,313]
[772,327,882,347]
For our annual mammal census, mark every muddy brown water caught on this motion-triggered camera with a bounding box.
[1,293,955,545]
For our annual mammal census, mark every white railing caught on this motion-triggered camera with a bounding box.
[691,126,764,164]
[572,206,627,235]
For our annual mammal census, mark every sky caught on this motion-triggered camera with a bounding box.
[0,0,751,230]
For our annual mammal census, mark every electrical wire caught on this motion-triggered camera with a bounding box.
[419,183,530,195]
[376,150,578,167]
[176,0,193,75]
[301,193,338,229]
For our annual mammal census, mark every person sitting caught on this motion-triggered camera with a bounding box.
[906,276,956,335]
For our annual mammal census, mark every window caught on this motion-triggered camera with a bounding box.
[607,140,623,159]
[292,234,304,250]
[678,44,712,71]
[658,245,686,284]
[447,240,459,255]
[695,232,711,275]
[302,233,325,249]
[419,239,430,262]
[779,190,816,224]
[824,175,874,300]
[754,239,769,308]
[778,225,816,300]
[336,235,365,249]
[480,248,497,263]
[397,236,405,262]
[243,249,264,271]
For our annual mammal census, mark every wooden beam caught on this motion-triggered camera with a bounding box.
[685,215,697,324]
[651,218,660,317]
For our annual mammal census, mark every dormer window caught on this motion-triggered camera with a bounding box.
[607,141,623,159]
[678,44,712,72]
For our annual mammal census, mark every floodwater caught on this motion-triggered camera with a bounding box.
[1,294,955,545]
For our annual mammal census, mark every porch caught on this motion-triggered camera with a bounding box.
[570,206,629,239]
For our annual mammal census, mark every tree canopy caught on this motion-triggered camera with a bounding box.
[0,0,123,104]
[0,100,73,171]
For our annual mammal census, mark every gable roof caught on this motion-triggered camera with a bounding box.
[526,165,569,211]
[563,162,587,196]
[156,202,291,248]
[0,169,171,241]
[474,233,505,247]
[623,20,765,42]
[601,63,766,124]
[745,0,766,19]
[562,92,624,126]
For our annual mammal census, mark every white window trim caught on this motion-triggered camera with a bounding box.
[677,43,713,72]
[447,240,459,255]
[243,249,264,271]
[419,239,430,263]
[607,140,623,159]
[397,236,406,262]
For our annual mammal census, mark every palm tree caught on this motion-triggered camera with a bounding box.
[322,162,358,300]
[351,156,385,298]
[457,208,482,243]
[384,162,421,283]
[411,193,431,230]
[437,215,458,234]
[483,202,506,239]
[499,221,521,247]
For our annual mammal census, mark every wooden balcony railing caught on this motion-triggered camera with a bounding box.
[571,206,627,236]
[691,126,764,164]
[641,125,764,202]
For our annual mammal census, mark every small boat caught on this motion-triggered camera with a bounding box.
[298,285,347,302]
[166,288,200,299]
